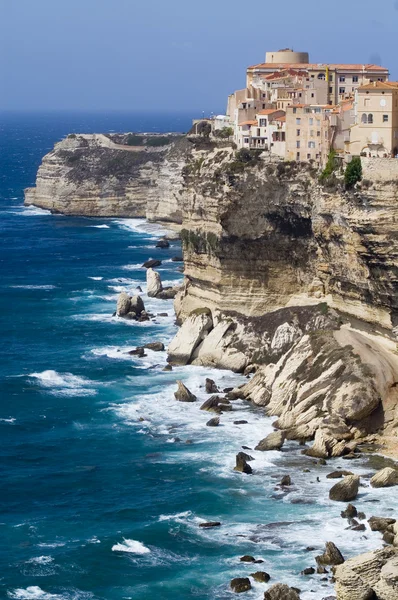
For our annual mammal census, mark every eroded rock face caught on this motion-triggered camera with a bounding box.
[334,547,398,600]
[263,583,301,600]
[167,309,213,365]
[147,268,163,298]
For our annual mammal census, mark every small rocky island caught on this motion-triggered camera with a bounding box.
[26,132,398,599]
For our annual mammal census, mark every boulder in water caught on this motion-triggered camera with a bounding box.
[329,475,360,502]
[199,521,221,528]
[316,541,345,566]
[205,378,219,394]
[370,467,398,488]
[234,452,253,474]
[116,291,131,317]
[130,295,145,315]
[156,238,170,248]
[142,259,162,269]
[206,417,220,427]
[263,584,300,600]
[255,430,285,451]
[250,571,270,583]
[146,268,163,297]
[174,381,197,402]
[144,342,165,352]
[230,578,251,593]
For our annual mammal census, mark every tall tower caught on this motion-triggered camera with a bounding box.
[265,49,309,64]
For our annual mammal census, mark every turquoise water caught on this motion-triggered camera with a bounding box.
[0,112,393,600]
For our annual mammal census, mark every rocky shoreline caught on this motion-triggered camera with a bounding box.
[114,239,398,599]
[27,132,398,599]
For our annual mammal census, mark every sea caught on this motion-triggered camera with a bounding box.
[0,111,395,600]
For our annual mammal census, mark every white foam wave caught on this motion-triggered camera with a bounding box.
[28,370,98,397]
[18,206,52,216]
[9,285,57,290]
[158,511,192,522]
[89,225,109,229]
[111,539,150,554]
[88,276,103,281]
[0,417,16,423]
[113,218,173,238]
[27,556,54,565]
[8,587,61,599]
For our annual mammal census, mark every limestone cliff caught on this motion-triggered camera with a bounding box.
[24,133,189,222]
[168,146,398,452]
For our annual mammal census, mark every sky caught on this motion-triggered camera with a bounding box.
[1,0,398,114]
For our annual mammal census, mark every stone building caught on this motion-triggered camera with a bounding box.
[285,104,332,165]
[349,81,398,157]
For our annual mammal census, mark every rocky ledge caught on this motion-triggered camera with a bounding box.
[24,132,189,221]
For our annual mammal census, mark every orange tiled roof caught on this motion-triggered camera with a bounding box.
[248,62,389,72]
[239,120,257,126]
[264,68,309,80]
[358,80,398,91]
[257,108,284,115]
[275,116,286,122]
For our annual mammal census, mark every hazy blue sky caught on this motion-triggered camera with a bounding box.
[1,0,397,113]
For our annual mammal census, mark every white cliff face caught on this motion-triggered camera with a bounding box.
[24,134,189,222]
[146,268,163,298]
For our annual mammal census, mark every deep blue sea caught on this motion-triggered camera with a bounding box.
[0,112,393,600]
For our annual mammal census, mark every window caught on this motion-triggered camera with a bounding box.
[259,119,267,127]
[364,98,370,107]
[361,114,368,123]
[282,132,286,141]
[318,73,325,80]
[296,118,301,125]
[378,78,384,82]
[309,118,314,125]
[299,93,302,98]
[308,141,316,149]
[311,93,314,98]
[296,141,300,148]
[293,107,297,114]
[339,87,345,94]
[316,119,321,126]
[310,130,314,137]
[257,129,261,137]
[317,131,321,137]
[262,93,266,98]
[262,104,266,109]
[353,76,358,83]
[368,113,373,124]
[329,87,333,93]
[329,75,333,82]
[296,129,301,136]
[383,115,389,122]
[307,153,311,159]
[297,152,300,159]
[315,108,321,113]
[339,76,345,82]
[244,138,249,144]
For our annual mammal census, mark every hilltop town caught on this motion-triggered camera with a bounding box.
[194,48,398,166]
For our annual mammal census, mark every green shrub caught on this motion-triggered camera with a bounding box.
[197,121,212,137]
[126,134,144,146]
[344,156,362,189]
[146,136,172,147]
[214,127,233,138]
[319,150,337,183]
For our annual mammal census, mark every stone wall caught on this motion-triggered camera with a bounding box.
[361,157,398,181]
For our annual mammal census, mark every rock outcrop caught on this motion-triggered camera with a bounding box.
[370,467,398,488]
[24,133,189,222]
[334,546,398,600]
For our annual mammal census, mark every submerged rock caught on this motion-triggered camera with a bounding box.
[329,475,360,502]
[240,555,256,562]
[250,571,270,582]
[341,504,358,519]
[255,431,285,451]
[280,475,292,487]
[174,381,197,402]
[206,417,220,427]
[230,578,251,593]
[199,521,221,528]
[156,238,170,248]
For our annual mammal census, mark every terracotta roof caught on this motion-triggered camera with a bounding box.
[275,116,286,122]
[248,62,389,72]
[358,80,398,91]
[264,68,309,80]
[257,108,284,115]
[239,120,257,126]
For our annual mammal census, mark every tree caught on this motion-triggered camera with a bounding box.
[345,156,362,189]
[197,121,211,137]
